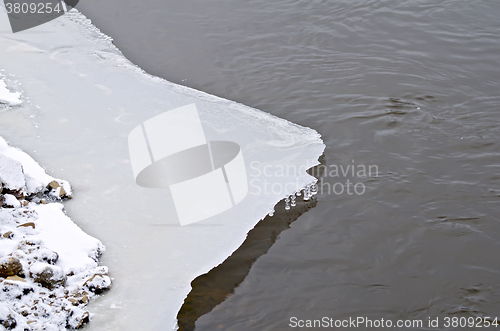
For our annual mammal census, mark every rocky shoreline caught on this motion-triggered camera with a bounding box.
[0,137,111,330]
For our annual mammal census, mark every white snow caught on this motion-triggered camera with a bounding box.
[0,154,25,191]
[3,194,21,208]
[0,137,72,196]
[0,76,22,106]
[31,203,104,274]
[0,302,11,319]
[29,261,55,274]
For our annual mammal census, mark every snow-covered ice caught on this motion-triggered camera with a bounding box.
[0,76,21,107]
[0,4,325,330]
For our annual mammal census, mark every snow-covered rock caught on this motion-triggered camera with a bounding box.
[0,137,72,197]
[2,195,21,209]
[0,256,22,278]
[0,155,25,192]
[0,138,110,330]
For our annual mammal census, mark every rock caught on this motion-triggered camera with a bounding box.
[0,279,34,299]
[66,309,90,329]
[2,231,13,239]
[47,181,60,190]
[29,263,66,290]
[47,180,67,198]
[17,222,35,229]
[0,154,26,192]
[75,311,90,329]
[83,273,111,294]
[0,303,16,330]
[0,257,22,278]
[17,241,59,265]
[0,314,17,330]
[68,297,78,305]
[35,248,59,265]
[3,194,21,208]
[5,275,25,282]
[0,193,4,207]
[17,268,25,278]
[17,239,41,250]
[10,189,24,199]
[68,292,89,306]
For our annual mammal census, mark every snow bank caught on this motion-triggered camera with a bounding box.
[0,139,110,330]
[0,137,72,196]
[31,203,104,275]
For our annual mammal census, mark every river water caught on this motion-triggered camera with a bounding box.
[75,1,500,330]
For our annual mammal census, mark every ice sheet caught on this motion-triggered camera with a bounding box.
[0,6,324,330]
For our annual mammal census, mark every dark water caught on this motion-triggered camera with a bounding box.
[77,1,500,330]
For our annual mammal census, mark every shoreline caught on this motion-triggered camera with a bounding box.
[0,136,111,330]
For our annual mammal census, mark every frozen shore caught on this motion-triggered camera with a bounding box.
[0,136,110,330]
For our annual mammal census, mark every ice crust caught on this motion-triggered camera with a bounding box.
[0,4,325,331]
[0,76,22,107]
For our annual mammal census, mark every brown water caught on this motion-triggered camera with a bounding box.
[77,1,500,329]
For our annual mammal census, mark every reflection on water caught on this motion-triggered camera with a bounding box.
[177,195,318,331]
[177,157,325,331]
